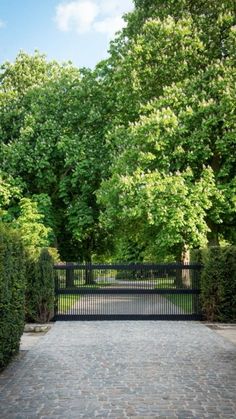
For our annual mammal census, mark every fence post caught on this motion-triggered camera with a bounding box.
[66,262,74,288]
[54,269,59,320]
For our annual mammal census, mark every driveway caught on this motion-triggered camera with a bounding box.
[71,294,185,315]
[0,321,236,418]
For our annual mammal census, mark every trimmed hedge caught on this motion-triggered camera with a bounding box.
[25,248,57,323]
[0,224,26,370]
[200,246,236,322]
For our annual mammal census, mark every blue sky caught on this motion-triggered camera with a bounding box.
[0,0,134,69]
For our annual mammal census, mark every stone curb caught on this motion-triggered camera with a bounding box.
[24,323,53,333]
[204,322,236,329]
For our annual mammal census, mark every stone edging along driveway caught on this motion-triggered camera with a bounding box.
[21,321,236,349]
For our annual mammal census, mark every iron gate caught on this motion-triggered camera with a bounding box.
[54,263,202,320]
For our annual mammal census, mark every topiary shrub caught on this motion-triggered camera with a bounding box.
[218,246,236,322]
[25,248,57,323]
[0,223,26,370]
[200,246,236,322]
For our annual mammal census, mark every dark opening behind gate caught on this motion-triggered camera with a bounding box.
[54,263,202,320]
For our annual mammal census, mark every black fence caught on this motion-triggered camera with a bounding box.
[53,263,202,321]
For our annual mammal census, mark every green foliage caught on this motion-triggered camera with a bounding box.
[0,171,22,222]
[0,52,113,261]
[130,0,236,62]
[14,198,53,249]
[200,246,236,322]
[99,166,217,259]
[112,15,204,105]
[47,247,61,263]
[220,247,236,321]
[25,248,57,323]
[98,0,236,257]
[191,249,204,265]
[0,223,26,369]
[112,237,145,263]
[0,0,236,263]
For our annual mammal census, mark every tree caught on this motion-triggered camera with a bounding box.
[13,198,52,250]
[0,52,78,255]
[0,53,114,261]
[98,1,236,258]
[1,0,235,262]
[99,57,236,257]
[0,171,22,221]
[56,67,115,262]
[127,0,236,60]
[103,0,235,124]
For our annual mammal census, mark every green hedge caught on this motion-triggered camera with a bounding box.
[200,246,236,322]
[0,224,26,370]
[25,248,57,323]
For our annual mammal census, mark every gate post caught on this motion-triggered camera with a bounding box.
[66,262,74,288]
[54,269,59,321]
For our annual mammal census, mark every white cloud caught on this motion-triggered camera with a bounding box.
[55,0,134,36]
[94,16,125,37]
[100,0,133,16]
[55,1,99,33]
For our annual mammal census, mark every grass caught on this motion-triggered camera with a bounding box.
[154,278,193,313]
[165,294,193,313]
[154,278,176,288]
[58,294,81,311]
[68,281,114,288]
[57,280,115,288]
[81,281,115,287]
[57,275,194,314]
[57,283,113,313]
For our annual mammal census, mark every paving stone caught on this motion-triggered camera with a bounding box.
[0,322,236,418]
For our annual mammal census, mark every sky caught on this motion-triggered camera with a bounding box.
[0,0,134,69]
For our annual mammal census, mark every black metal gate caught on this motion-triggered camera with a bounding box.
[54,263,202,320]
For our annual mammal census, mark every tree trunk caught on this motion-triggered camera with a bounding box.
[181,244,190,287]
[175,244,190,288]
[84,262,95,285]
[84,249,96,285]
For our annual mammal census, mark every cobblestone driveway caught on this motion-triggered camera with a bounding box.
[0,321,236,418]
